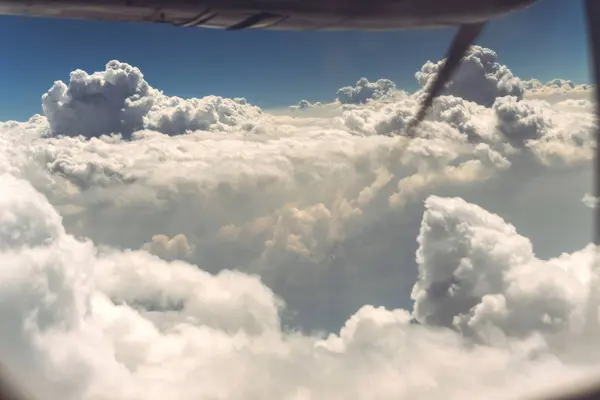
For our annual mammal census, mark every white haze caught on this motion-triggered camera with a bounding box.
[0,45,598,400]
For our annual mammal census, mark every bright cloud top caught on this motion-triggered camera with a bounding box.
[0,46,597,400]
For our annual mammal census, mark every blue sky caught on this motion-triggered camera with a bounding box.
[0,0,591,121]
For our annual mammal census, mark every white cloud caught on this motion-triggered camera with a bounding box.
[289,100,323,111]
[524,79,595,94]
[493,96,551,147]
[412,196,597,348]
[0,46,597,399]
[42,61,157,139]
[0,172,598,400]
[336,77,396,104]
[524,79,596,104]
[42,61,263,139]
[3,54,594,329]
[144,95,262,136]
[582,193,599,209]
[416,46,524,107]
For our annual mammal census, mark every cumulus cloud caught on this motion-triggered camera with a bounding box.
[524,79,595,94]
[42,61,263,139]
[42,61,157,139]
[4,49,593,330]
[144,95,262,136]
[289,100,323,111]
[0,172,599,400]
[416,46,524,107]
[336,77,396,104]
[412,196,597,348]
[493,96,551,147]
[0,46,597,399]
[524,79,596,104]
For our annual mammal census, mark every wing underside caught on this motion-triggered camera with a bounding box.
[0,0,531,30]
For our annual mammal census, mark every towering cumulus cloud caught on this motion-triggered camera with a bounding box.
[42,61,263,138]
[416,46,524,106]
[0,46,597,399]
[42,61,157,139]
[413,196,598,348]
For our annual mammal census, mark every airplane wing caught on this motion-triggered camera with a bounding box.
[0,0,535,31]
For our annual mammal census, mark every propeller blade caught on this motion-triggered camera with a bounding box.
[406,22,486,136]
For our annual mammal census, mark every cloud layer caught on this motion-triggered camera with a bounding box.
[0,46,597,399]
[0,173,598,400]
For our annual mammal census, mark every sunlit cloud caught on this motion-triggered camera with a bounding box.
[0,46,597,400]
